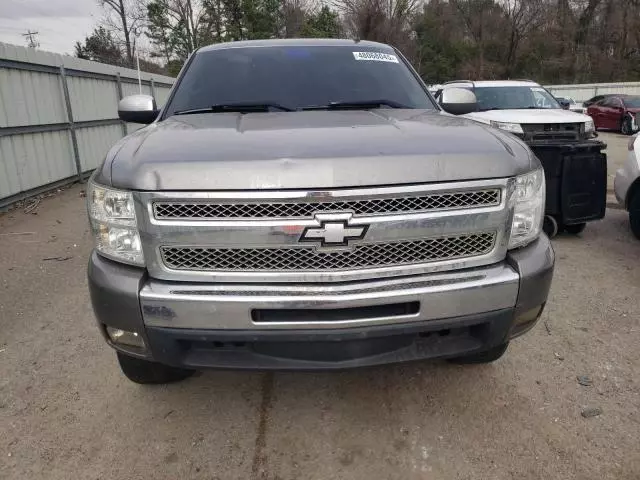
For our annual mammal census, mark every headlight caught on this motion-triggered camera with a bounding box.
[509,169,545,249]
[490,121,524,135]
[87,180,144,266]
[584,119,595,137]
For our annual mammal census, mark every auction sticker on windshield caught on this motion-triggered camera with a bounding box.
[352,52,399,63]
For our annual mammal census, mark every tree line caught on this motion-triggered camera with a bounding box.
[75,0,342,76]
[75,0,640,83]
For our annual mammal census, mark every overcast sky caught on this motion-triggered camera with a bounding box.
[0,0,101,55]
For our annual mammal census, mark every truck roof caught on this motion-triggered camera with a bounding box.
[198,38,392,53]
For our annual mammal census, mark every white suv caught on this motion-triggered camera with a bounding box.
[437,80,595,141]
[614,135,640,239]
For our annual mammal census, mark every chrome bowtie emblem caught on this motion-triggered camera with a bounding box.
[300,220,368,247]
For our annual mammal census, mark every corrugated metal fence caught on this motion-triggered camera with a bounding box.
[0,42,176,208]
[545,81,640,102]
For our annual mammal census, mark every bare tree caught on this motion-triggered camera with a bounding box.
[282,0,310,37]
[336,0,419,49]
[202,0,225,42]
[100,0,145,67]
[449,0,503,77]
[499,0,546,76]
[157,0,209,56]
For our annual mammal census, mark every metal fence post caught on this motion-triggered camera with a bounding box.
[60,65,84,182]
[150,78,156,101]
[115,73,128,137]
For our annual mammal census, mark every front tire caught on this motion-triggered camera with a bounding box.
[448,342,508,364]
[564,222,587,235]
[117,352,195,384]
[621,115,633,135]
[630,191,640,240]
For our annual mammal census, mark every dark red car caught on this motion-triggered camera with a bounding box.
[587,94,640,135]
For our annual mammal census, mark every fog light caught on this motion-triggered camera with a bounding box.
[106,326,145,349]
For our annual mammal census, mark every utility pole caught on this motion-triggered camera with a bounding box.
[22,30,40,48]
[136,49,142,94]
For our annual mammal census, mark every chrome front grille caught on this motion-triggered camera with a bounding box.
[160,232,497,272]
[153,189,501,220]
[139,179,513,283]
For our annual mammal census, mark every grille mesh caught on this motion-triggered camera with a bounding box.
[160,232,496,272]
[153,189,501,219]
[521,123,580,141]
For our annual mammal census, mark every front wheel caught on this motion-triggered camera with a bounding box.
[448,342,509,364]
[621,115,633,135]
[117,352,195,384]
[564,222,587,235]
[630,192,640,240]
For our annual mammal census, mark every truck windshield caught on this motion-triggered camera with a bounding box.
[164,46,435,116]
[473,86,561,111]
[625,97,640,108]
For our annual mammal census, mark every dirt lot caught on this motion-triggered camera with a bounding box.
[0,133,638,480]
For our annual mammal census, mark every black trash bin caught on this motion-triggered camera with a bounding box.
[529,140,607,236]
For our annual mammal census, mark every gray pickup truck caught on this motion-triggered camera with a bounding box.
[87,39,554,384]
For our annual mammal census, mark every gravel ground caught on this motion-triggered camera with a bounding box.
[0,135,638,480]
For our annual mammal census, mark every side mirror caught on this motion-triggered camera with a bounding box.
[118,94,159,124]
[557,98,570,110]
[440,88,478,115]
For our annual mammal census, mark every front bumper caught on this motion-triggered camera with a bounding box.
[88,235,554,369]
[615,168,633,207]
[614,144,639,207]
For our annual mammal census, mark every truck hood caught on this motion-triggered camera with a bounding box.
[99,110,534,191]
[465,109,592,125]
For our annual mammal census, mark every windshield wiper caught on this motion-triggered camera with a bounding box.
[302,100,410,111]
[174,102,293,115]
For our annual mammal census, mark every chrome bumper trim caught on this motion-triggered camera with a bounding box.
[140,263,519,330]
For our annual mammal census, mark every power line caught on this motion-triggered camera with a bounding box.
[22,30,40,48]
